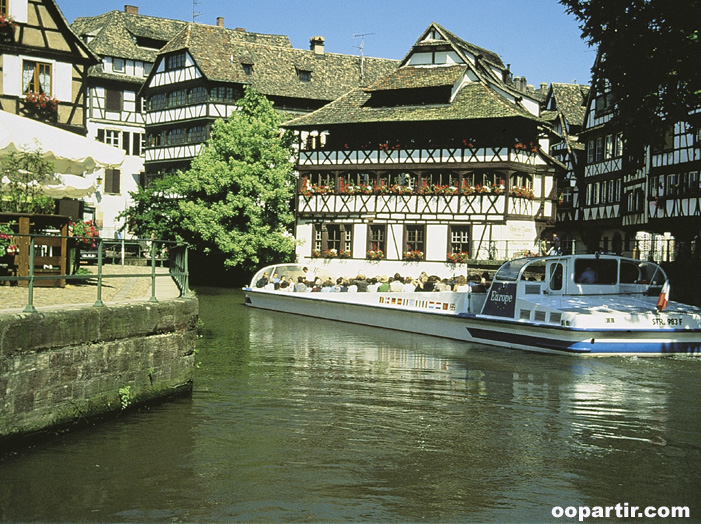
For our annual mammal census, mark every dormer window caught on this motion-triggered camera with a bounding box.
[166,52,186,71]
[297,69,312,82]
[242,63,253,75]
[113,58,125,73]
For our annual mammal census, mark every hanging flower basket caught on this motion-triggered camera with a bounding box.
[23,91,59,120]
[69,220,99,249]
[403,250,424,261]
[446,252,470,264]
[0,14,17,41]
[366,249,385,260]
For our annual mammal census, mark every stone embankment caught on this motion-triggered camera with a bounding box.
[0,266,198,448]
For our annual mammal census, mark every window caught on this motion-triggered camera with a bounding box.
[132,132,144,156]
[188,86,207,104]
[104,169,121,194]
[615,132,624,157]
[297,69,312,82]
[23,61,52,94]
[166,128,185,145]
[0,0,7,15]
[449,225,470,254]
[97,129,121,149]
[167,89,186,108]
[368,224,386,254]
[604,135,613,159]
[187,126,206,143]
[595,137,604,162]
[166,52,186,71]
[211,86,237,103]
[105,89,122,112]
[242,63,253,75]
[149,93,166,111]
[143,62,153,77]
[122,131,130,155]
[113,58,125,73]
[404,225,425,254]
[313,223,352,255]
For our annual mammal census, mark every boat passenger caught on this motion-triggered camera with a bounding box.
[453,275,471,292]
[367,277,380,292]
[256,272,269,288]
[390,275,404,292]
[402,276,416,293]
[435,278,452,291]
[303,267,315,286]
[279,277,290,291]
[294,276,307,292]
[335,277,348,292]
[377,276,391,292]
[578,266,598,284]
[351,274,369,292]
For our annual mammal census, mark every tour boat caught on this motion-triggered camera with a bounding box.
[244,254,701,355]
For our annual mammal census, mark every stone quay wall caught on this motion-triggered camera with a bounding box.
[0,297,199,446]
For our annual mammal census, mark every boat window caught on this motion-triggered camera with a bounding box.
[637,261,666,285]
[549,263,563,290]
[574,259,618,285]
[495,258,532,281]
[620,260,640,283]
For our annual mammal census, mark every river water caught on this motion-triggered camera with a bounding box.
[1,287,700,523]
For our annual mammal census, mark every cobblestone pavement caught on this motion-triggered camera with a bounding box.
[0,265,180,312]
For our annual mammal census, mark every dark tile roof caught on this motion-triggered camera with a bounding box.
[549,83,590,127]
[364,65,466,91]
[159,23,399,102]
[284,80,542,128]
[71,10,188,62]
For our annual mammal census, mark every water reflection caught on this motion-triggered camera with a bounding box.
[0,288,699,522]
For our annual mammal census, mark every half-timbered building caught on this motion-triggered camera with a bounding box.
[0,0,96,133]
[284,23,561,277]
[140,20,398,179]
[542,83,589,249]
[71,6,187,236]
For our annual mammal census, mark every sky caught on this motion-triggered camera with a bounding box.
[57,0,597,87]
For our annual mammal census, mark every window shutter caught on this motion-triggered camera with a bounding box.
[97,129,104,142]
[105,89,122,112]
[122,132,131,155]
[105,169,121,194]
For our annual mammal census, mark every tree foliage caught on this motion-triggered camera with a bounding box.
[121,88,296,271]
[0,150,56,213]
[561,0,701,158]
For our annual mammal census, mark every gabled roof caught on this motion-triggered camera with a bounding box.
[153,23,399,102]
[402,22,504,70]
[547,83,590,127]
[284,81,542,127]
[71,10,188,62]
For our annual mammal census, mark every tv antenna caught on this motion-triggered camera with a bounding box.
[192,0,203,22]
[353,33,375,84]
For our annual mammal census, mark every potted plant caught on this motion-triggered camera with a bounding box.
[366,249,385,260]
[446,251,470,264]
[403,250,424,261]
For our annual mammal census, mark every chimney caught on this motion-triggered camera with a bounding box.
[216,17,224,28]
[310,36,325,55]
[124,5,138,14]
[235,27,246,32]
[540,82,548,91]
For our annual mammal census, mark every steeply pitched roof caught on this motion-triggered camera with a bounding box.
[71,10,188,62]
[549,83,590,127]
[284,81,542,127]
[157,23,399,102]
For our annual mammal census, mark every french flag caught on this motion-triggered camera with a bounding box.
[656,280,671,311]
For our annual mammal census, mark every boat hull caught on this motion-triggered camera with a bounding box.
[244,289,701,356]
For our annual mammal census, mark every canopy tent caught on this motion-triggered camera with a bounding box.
[41,174,96,199]
[0,110,124,174]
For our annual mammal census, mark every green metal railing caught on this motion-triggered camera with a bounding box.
[0,235,190,313]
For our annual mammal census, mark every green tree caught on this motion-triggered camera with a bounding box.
[122,87,297,271]
[120,173,183,241]
[561,0,701,159]
[179,88,296,270]
[0,150,56,213]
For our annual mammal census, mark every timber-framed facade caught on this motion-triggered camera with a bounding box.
[140,22,398,180]
[0,0,96,133]
[285,23,560,276]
